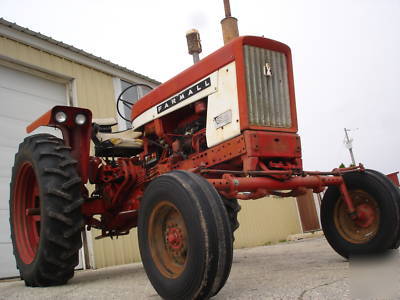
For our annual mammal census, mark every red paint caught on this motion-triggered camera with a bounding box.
[209,174,343,193]
[354,203,376,228]
[12,162,40,264]
[26,106,92,183]
[166,227,183,251]
[387,172,399,186]
[131,36,298,133]
[21,36,365,239]
[243,130,301,159]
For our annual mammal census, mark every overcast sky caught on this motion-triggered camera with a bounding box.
[1,0,399,174]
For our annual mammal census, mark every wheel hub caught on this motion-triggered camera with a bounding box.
[165,226,184,251]
[355,203,376,228]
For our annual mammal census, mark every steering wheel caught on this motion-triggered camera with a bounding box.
[116,83,153,122]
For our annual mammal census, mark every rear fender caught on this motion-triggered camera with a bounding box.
[26,106,92,183]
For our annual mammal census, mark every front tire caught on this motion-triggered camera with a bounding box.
[364,169,400,248]
[138,171,233,299]
[321,170,400,258]
[10,134,83,286]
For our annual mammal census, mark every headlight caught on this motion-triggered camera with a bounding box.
[75,113,87,125]
[55,111,67,123]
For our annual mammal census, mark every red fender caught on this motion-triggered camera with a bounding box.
[26,106,92,183]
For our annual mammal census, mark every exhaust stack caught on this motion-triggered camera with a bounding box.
[221,0,239,44]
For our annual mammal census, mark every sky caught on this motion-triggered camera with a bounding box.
[1,0,399,174]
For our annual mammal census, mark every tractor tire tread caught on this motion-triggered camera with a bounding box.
[59,159,78,168]
[39,151,65,160]
[47,188,73,201]
[63,220,85,238]
[138,170,233,300]
[33,140,61,149]
[46,209,74,226]
[321,170,400,258]
[64,198,84,213]
[62,177,82,190]
[222,197,241,235]
[60,242,83,260]
[10,133,83,287]
[43,167,69,178]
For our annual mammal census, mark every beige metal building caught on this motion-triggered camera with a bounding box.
[0,18,304,277]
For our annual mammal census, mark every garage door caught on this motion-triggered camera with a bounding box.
[0,64,67,278]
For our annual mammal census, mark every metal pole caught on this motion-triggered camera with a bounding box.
[192,52,200,64]
[344,128,356,166]
[223,0,232,17]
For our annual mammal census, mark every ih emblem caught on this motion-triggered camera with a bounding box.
[264,62,272,77]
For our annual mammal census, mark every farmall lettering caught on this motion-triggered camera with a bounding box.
[9,35,400,300]
[157,77,211,113]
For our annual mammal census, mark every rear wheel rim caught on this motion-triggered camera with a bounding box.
[334,189,380,244]
[13,162,41,264]
[148,201,188,278]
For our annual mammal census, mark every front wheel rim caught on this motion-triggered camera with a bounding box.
[13,162,41,264]
[334,189,380,244]
[148,201,188,278]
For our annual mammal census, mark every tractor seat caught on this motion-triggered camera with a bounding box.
[92,118,144,157]
[96,130,143,148]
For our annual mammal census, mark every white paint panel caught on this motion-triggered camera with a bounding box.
[132,72,218,129]
[206,62,241,147]
[0,64,66,278]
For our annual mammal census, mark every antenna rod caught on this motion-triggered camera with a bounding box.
[344,128,356,166]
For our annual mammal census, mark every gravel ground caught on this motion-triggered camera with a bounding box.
[0,237,398,299]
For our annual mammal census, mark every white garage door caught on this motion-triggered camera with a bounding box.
[0,64,67,278]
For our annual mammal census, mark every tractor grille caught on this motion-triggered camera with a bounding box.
[244,45,292,128]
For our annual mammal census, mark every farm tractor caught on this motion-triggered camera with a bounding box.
[9,2,400,299]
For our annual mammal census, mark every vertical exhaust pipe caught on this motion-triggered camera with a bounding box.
[221,0,239,44]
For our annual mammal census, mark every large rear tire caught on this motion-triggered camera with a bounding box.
[321,170,400,258]
[10,134,83,286]
[138,171,233,299]
[222,197,241,241]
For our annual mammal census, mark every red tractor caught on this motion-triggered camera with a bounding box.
[9,28,400,300]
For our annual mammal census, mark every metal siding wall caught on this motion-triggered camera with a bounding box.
[93,197,302,267]
[0,36,126,269]
[234,197,302,248]
[0,36,116,118]
[0,36,302,269]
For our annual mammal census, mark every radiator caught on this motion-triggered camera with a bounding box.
[243,45,292,128]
